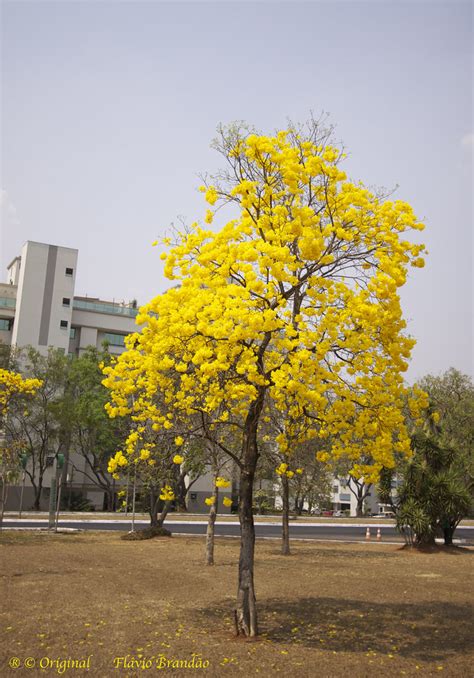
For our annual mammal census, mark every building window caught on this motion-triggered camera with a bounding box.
[70,327,76,339]
[62,297,70,306]
[333,485,339,493]
[65,267,74,276]
[0,318,12,331]
[103,332,126,347]
[60,320,68,329]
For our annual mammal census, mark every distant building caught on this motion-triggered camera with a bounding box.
[1,241,138,357]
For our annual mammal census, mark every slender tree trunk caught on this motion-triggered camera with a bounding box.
[176,471,188,512]
[281,474,291,555]
[30,466,46,511]
[443,527,453,545]
[0,476,8,529]
[157,501,170,528]
[33,483,41,511]
[356,495,364,518]
[205,481,219,566]
[108,487,116,512]
[149,489,159,527]
[149,490,170,528]
[234,344,269,637]
[235,464,258,636]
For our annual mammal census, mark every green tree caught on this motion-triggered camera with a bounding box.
[396,428,472,546]
[417,368,474,464]
[4,347,69,510]
[66,347,132,511]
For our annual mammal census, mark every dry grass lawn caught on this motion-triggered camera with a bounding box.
[1,531,473,677]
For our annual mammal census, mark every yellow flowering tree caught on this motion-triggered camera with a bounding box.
[0,367,42,421]
[3,348,72,510]
[103,119,427,636]
[107,425,200,529]
[0,368,42,525]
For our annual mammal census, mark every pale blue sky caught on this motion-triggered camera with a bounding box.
[1,0,472,380]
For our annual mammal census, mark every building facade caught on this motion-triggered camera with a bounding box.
[1,241,138,358]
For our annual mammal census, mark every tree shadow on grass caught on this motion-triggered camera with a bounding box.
[195,596,474,662]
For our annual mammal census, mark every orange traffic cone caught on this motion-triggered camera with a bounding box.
[365,527,371,540]
[376,528,381,541]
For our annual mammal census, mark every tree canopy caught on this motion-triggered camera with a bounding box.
[103,119,427,635]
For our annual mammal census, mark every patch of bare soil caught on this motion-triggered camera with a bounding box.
[1,532,472,677]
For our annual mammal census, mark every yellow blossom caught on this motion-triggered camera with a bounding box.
[276,463,288,476]
[159,485,175,501]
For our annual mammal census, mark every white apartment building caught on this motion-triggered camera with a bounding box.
[1,241,139,357]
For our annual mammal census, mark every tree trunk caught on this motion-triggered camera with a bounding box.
[234,356,268,637]
[356,495,364,518]
[149,489,160,527]
[417,533,436,546]
[157,501,170,528]
[176,471,188,512]
[30,469,45,511]
[33,487,41,511]
[281,474,291,555]
[0,477,8,529]
[235,465,258,637]
[102,484,116,512]
[205,483,219,566]
[443,527,453,545]
[150,493,170,529]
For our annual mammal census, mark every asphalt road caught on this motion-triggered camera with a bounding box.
[3,519,473,544]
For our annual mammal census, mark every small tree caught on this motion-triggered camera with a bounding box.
[396,429,472,546]
[0,367,41,525]
[203,455,233,566]
[334,457,377,517]
[66,347,135,511]
[2,348,63,510]
[108,426,184,529]
[417,369,474,458]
